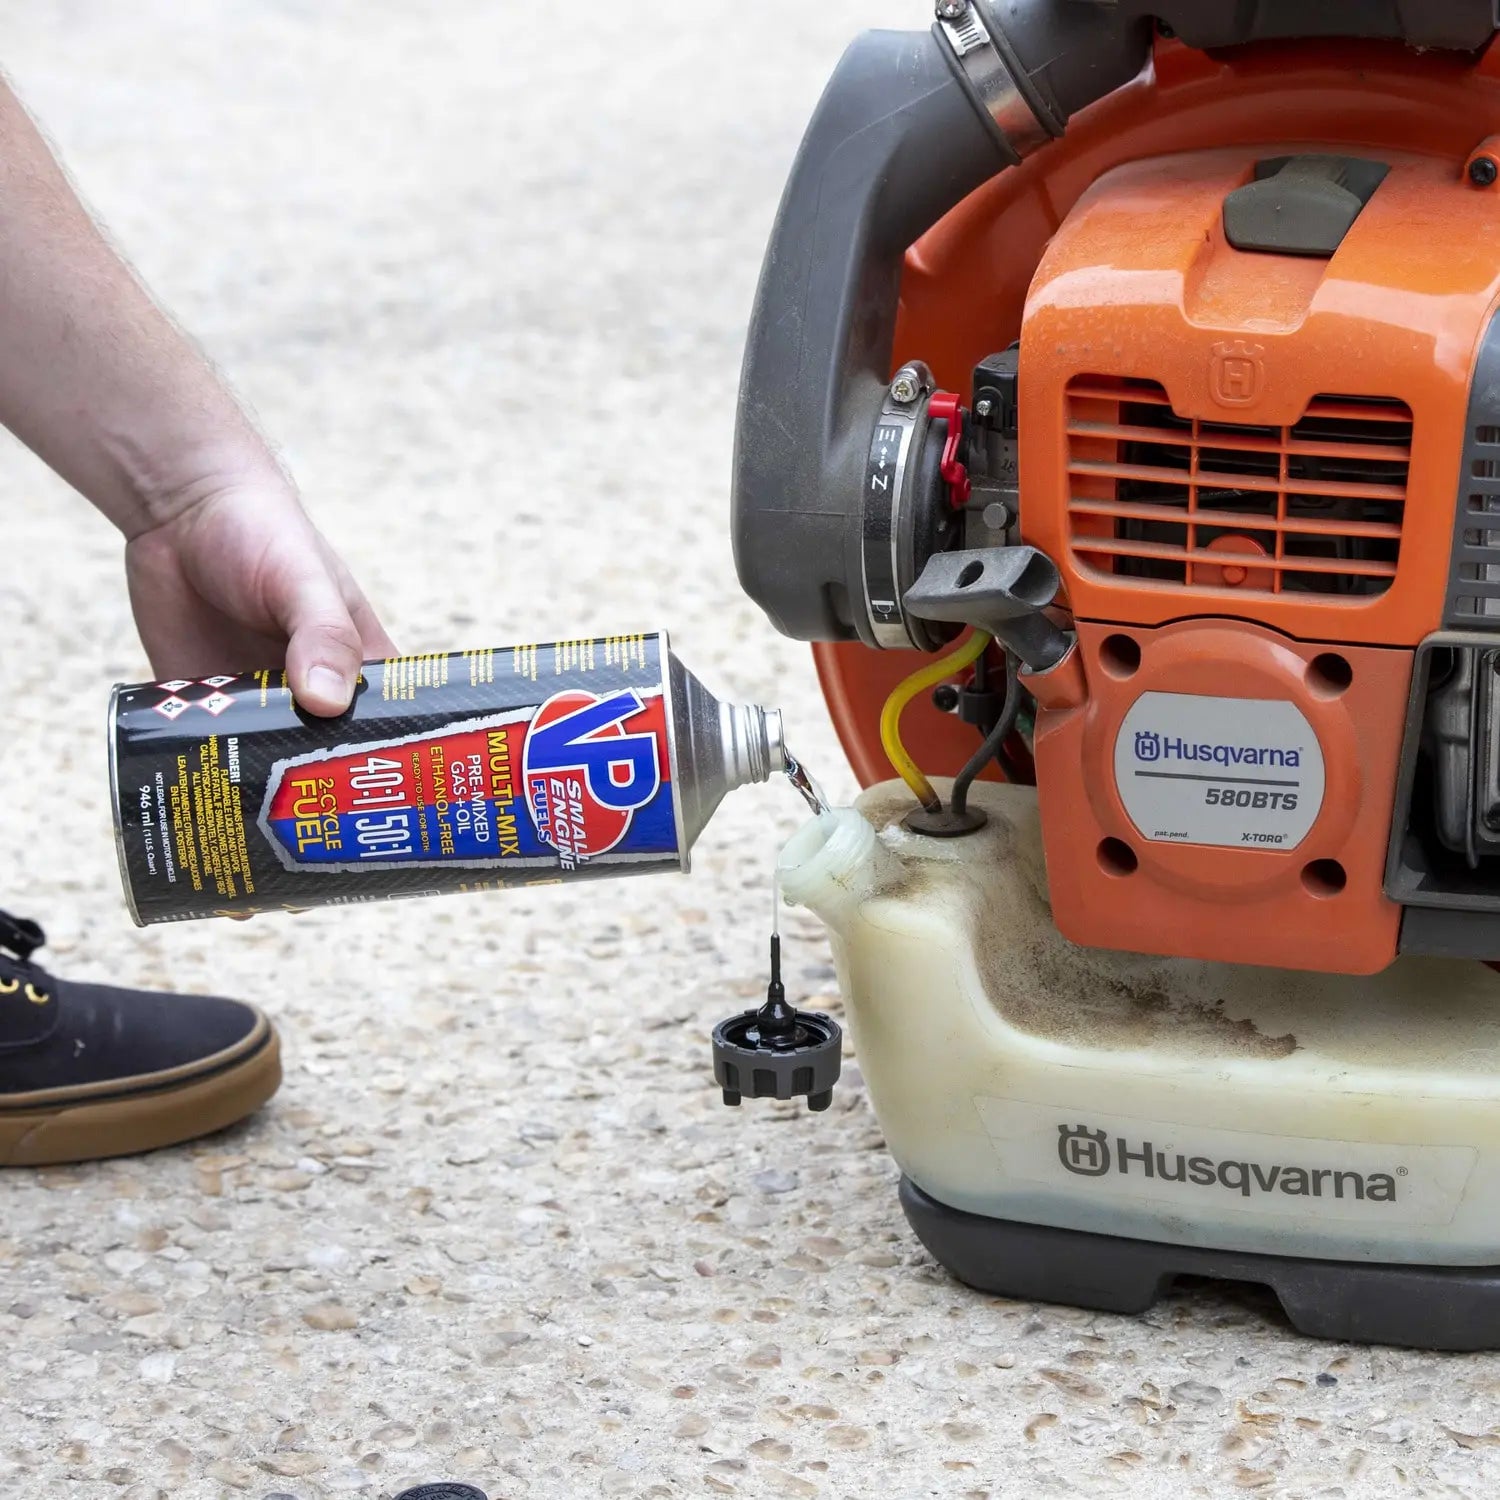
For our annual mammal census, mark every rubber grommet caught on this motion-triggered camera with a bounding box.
[903,805,988,838]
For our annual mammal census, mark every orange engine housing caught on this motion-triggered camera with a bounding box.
[814,38,1500,973]
[1021,144,1500,973]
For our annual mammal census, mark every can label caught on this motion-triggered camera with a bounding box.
[111,636,683,924]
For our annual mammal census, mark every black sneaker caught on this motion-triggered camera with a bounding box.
[0,910,280,1165]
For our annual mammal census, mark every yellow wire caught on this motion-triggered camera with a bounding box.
[879,629,992,813]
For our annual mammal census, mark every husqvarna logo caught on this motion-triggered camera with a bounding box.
[1211,340,1264,406]
[1130,731,1301,769]
[1058,1125,1112,1177]
[1056,1120,1400,1202]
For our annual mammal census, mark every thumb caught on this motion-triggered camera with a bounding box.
[268,556,367,716]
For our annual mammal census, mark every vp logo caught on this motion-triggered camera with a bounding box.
[1058,1124,1111,1177]
[1134,730,1162,763]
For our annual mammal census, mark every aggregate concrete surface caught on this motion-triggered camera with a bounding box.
[0,3,1497,1497]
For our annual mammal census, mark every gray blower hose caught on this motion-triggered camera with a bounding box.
[731,0,1499,646]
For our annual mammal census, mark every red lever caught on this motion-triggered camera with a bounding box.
[928,391,971,508]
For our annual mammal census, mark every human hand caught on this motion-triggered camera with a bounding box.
[124,485,396,716]
[0,75,395,713]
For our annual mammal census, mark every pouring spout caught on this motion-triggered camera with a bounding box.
[777,807,897,930]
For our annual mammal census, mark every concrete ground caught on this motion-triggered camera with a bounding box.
[0,2,1496,1496]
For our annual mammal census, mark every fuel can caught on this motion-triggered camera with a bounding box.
[109,633,785,925]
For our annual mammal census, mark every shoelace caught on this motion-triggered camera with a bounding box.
[0,910,51,1005]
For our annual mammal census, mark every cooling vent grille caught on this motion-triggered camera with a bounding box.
[1452,424,1500,620]
[1065,377,1412,598]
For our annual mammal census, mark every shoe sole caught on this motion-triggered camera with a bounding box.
[0,1012,281,1167]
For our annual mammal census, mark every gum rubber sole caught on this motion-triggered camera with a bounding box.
[0,1021,281,1166]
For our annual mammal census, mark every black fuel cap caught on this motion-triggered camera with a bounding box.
[392,1485,488,1500]
[712,935,841,1112]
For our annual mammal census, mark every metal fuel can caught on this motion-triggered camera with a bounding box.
[109,633,785,925]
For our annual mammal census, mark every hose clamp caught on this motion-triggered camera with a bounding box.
[862,363,934,649]
[935,9,1052,159]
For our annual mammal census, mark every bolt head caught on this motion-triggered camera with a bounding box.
[982,501,1010,532]
[931,683,961,713]
[1472,156,1499,188]
[890,371,920,405]
[974,397,994,419]
[935,0,969,17]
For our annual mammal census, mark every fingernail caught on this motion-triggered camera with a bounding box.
[307,665,351,710]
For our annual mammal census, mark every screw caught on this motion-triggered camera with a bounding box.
[982,500,1010,532]
[1471,156,1498,188]
[890,369,921,405]
[935,0,969,17]
[931,683,961,713]
[974,397,994,419]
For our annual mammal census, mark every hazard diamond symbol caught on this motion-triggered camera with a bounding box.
[200,691,234,716]
[158,679,191,693]
[200,675,235,688]
[154,696,190,720]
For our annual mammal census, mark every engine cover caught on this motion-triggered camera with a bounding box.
[1032,618,1409,971]
[1019,145,1500,971]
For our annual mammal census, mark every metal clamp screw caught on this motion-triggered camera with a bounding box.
[935,0,1052,155]
[974,397,994,419]
[890,368,922,405]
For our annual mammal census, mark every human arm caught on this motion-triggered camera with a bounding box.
[0,74,392,712]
